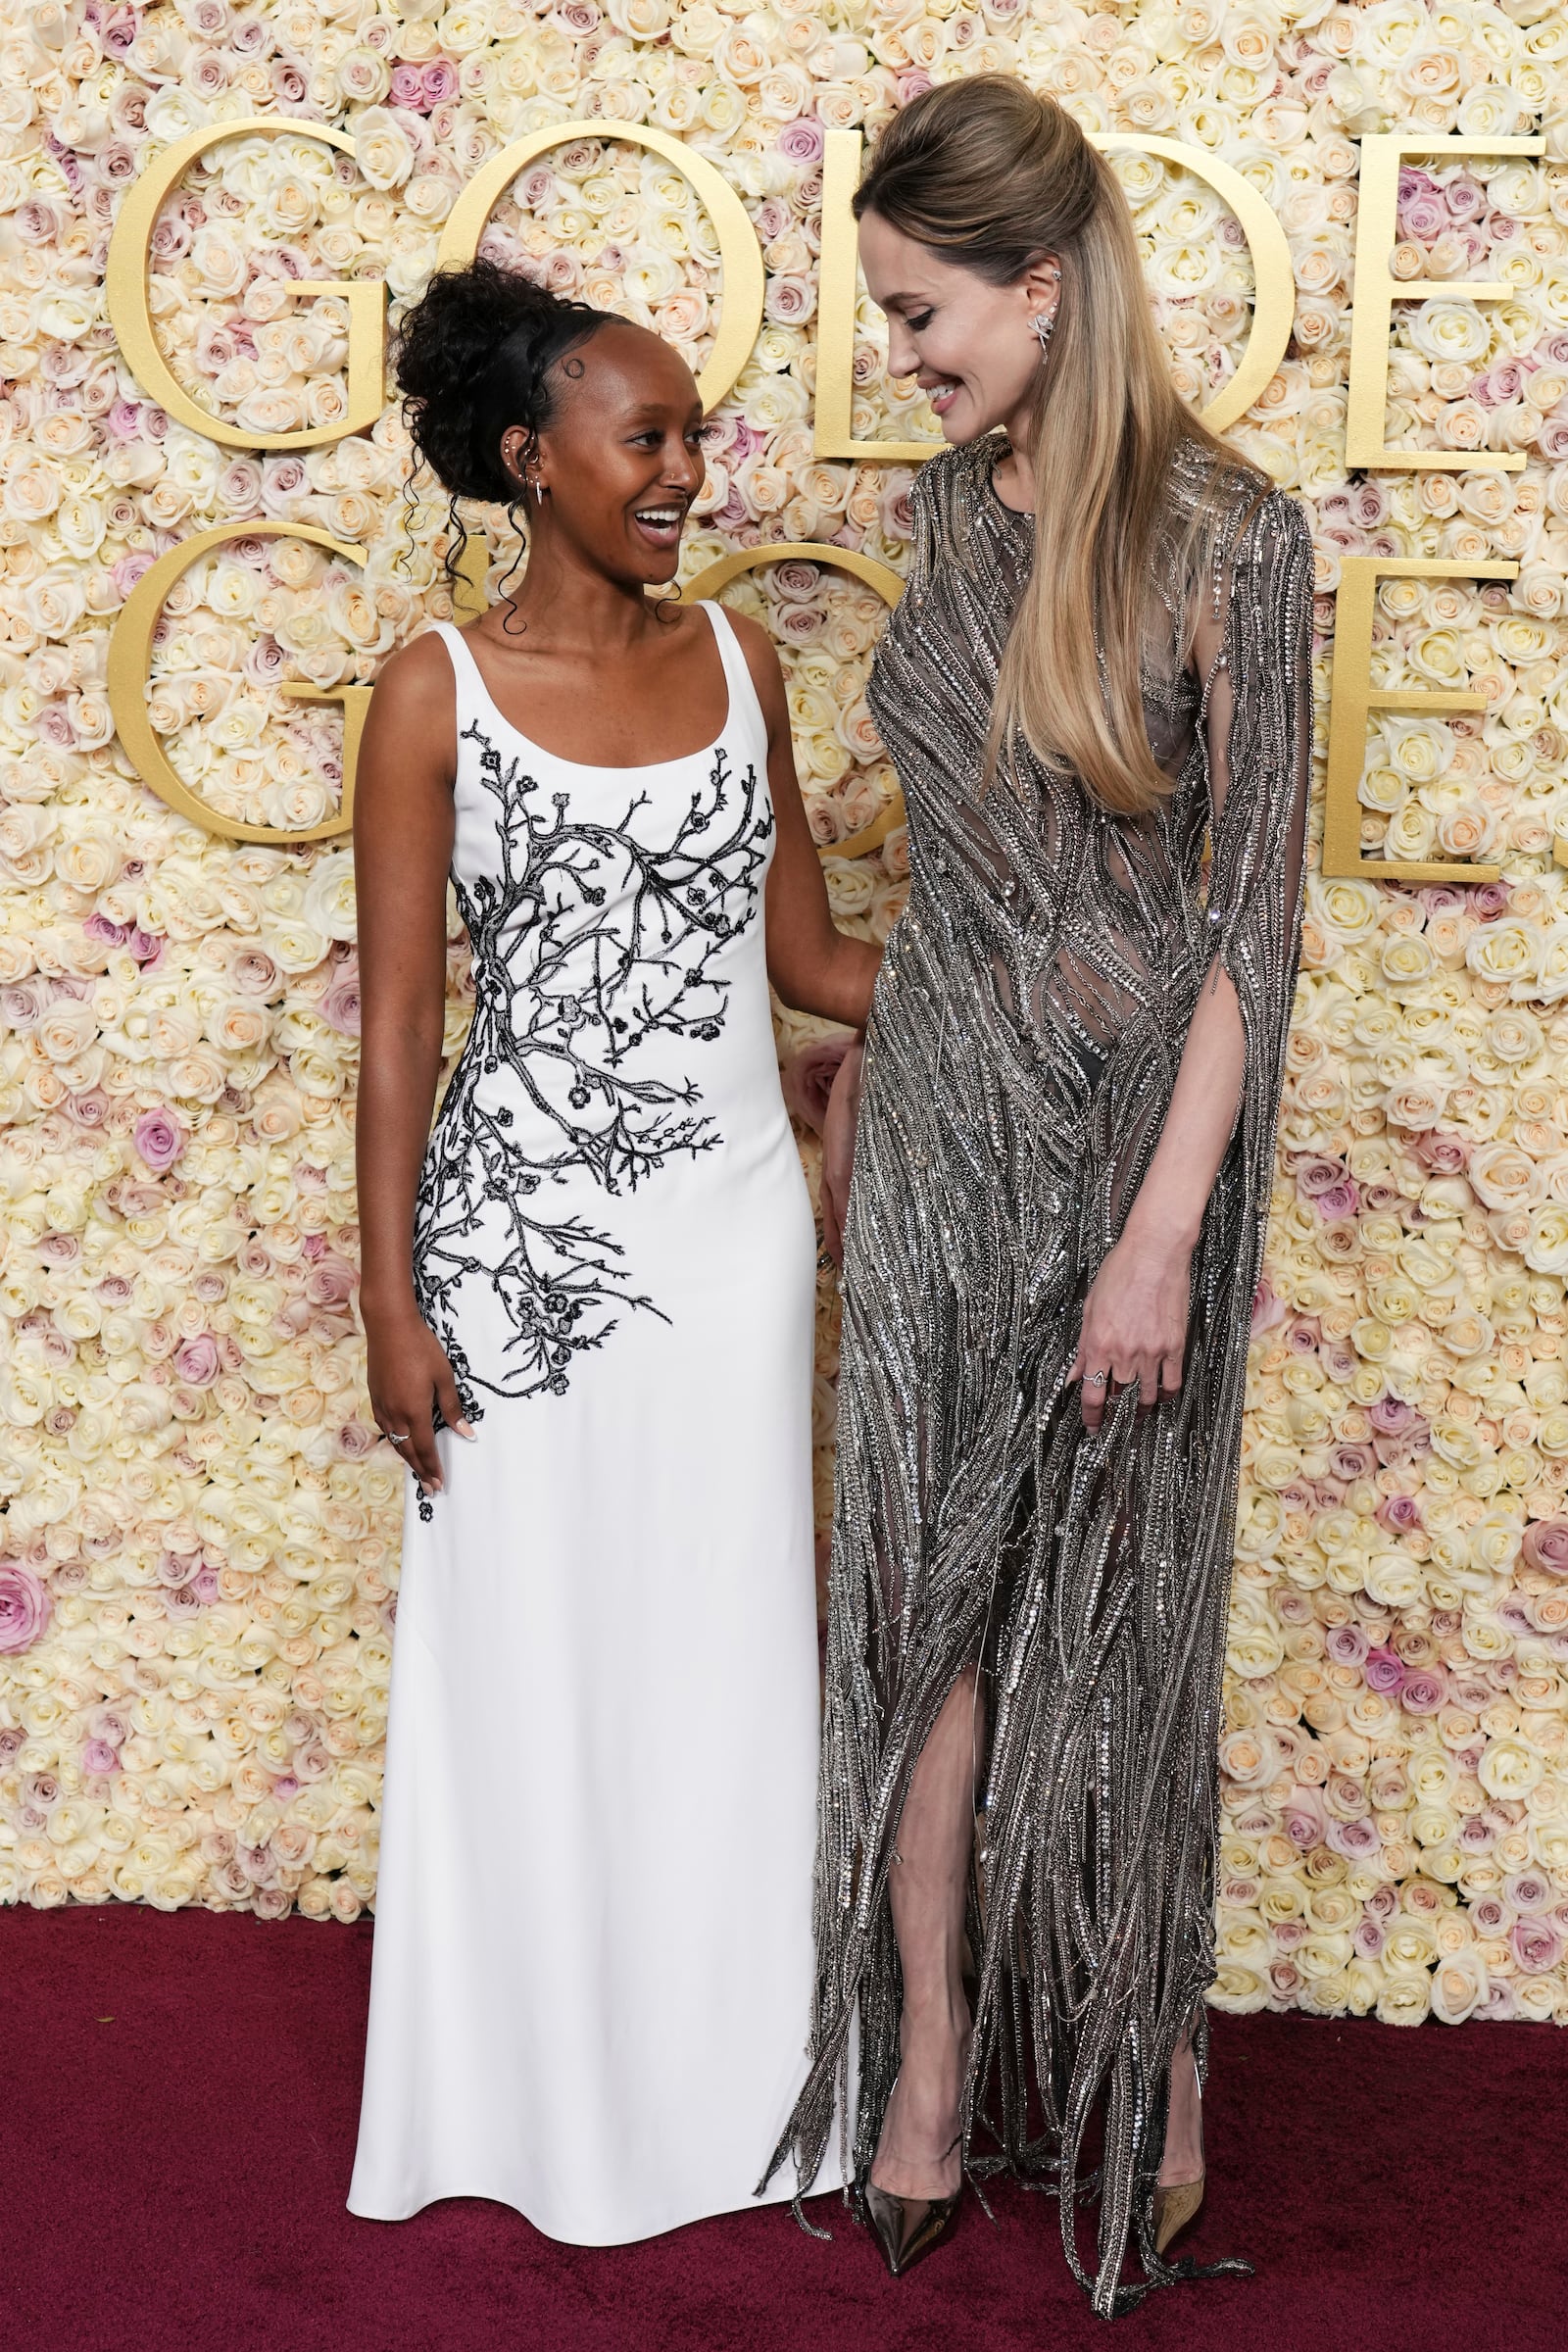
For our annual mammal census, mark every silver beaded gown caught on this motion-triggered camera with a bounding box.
[768,434,1314,2314]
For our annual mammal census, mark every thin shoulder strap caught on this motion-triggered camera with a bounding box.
[428,618,482,703]
[699,599,766,742]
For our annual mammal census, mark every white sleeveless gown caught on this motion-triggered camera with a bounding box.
[348,605,834,2240]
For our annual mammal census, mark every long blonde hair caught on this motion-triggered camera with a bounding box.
[855,76,1261,817]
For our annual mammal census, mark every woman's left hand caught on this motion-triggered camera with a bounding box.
[1070,1224,1192,1432]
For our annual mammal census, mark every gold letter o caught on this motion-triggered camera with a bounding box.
[437,122,764,416]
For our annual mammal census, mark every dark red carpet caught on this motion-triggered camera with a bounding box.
[7,1904,1564,2352]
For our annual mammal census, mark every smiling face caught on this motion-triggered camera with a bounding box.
[503,320,707,588]
[857,209,1059,448]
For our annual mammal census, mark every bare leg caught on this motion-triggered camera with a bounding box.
[1156,2030,1202,2187]
[868,1667,979,2200]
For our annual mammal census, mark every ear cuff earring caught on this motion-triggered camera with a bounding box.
[1030,270,1062,354]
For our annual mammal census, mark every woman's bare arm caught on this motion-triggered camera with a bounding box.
[1073,500,1309,1432]
[731,612,882,1029]
[1070,963,1245,1428]
[353,632,473,1493]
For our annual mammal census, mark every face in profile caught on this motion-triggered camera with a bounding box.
[526,321,708,588]
[857,210,1048,449]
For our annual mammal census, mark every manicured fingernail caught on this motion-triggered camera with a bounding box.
[455,1420,477,1441]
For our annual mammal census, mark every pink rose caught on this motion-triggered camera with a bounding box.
[1325,1817,1381,1860]
[1400,1669,1447,1715]
[1348,480,1389,528]
[1522,1522,1568,1577]
[1365,1646,1407,1693]
[1400,192,1447,241]
[1377,1494,1422,1535]
[1295,1153,1349,1198]
[1412,1130,1468,1174]
[0,1561,51,1654]
[781,1032,854,1136]
[1282,1786,1326,1848]
[1325,1623,1369,1667]
[306,1253,357,1308]
[172,1336,220,1388]
[777,117,824,164]
[1250,1276,1288,1335]
[1511,1918,1562,1976]
[319,975,362,1035]
[133,1107,184,1172]
[82,1740,121,1776]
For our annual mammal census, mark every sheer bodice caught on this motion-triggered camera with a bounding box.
[866,433,1311,1242]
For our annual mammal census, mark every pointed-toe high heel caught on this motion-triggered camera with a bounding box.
[1152,2172,1204,2259]
[1152,2057,1205,2259]
[860,2158,963,2278]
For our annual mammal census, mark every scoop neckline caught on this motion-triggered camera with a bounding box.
[445,604,734,776]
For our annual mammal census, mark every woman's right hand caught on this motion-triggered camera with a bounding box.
[819,1036,865,1270]
[364,1298,474,1494]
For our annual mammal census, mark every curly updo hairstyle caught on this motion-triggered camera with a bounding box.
[394,257,615,589]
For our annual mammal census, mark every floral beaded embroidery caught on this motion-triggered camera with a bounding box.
[412,719,771,1446]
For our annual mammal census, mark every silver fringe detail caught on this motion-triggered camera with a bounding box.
[763,434,1314,2316]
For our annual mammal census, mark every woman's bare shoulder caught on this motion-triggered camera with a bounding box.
[369,625,457,712]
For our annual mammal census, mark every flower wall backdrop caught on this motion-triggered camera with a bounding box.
[2,0,1568,2022]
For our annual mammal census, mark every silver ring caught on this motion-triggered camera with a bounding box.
[383,1430,410,1443]
[1087,1371,1107,1388]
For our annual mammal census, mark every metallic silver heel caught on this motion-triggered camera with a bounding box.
[859,2138,963,2278]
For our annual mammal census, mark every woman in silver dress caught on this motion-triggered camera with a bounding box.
[767,79,1314,2313]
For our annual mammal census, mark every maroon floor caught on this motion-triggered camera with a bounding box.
[8,1903,1566,2352]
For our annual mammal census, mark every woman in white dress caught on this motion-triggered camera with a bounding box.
[346,260,877,2241]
